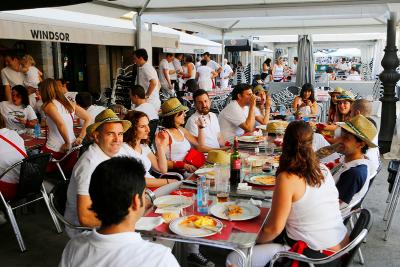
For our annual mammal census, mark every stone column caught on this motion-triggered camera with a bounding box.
[379,12,400,153]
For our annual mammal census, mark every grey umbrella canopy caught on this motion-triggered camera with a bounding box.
[296,35,315,87]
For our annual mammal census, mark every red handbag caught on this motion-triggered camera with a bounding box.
[184,148,206,168]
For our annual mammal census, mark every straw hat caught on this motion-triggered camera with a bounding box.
[160,98,188,117]
[329,87,344,95]
[339,114,377,148]
[86,109,131,136]
[253,85,265,95]
[336,90,355,102]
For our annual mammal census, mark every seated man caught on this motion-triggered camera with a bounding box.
[59,157,179,267]
[218,84,256,140]
[185,89,224,148]
[130,84,159,122]
[75,92,105,126]
[334,115,377,208]
[350,99,380,175]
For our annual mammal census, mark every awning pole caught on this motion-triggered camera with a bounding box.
[135,14,141,49]
[221,30,225,65]
[250,36,254,84]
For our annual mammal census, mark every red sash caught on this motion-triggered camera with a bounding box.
[289,240,335,267]
[0,134,28,158]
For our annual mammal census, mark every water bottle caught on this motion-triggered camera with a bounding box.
[196,175,209,214]
[279,105,286,116]
[34,123,41,138]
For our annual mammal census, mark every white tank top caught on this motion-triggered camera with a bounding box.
[45,100,76,152]
[183,63,196,81]
[166,128,191,161]
[285,165,347,250]
[273,65,284,79]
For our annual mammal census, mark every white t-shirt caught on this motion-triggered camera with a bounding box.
[220,64,233,89]
[0,128,26,184]
[45,100,75,152]
[64,143,148,238]
[171,58,182,80]
[0,101,37,131]
[366,134,380,175]
[196,66,213,91]
[59,229,179,267]
[1,66,24,87]
[159,59,173,89]
[23,66,41,89]
[135,102,159,121]
[207,60,221,72]
[185,111,221,148]
[137,62,161,110]
[80,105,106,127]
[219,100,251,140]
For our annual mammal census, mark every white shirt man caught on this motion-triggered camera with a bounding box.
[137,62,161,110]
[220,60,233,89]
[218,85,256,140]
[135,102,159,121]
[1,55,24,101]
[159,56,176,98]
[130,85,159,121]
[60,157,179,267]
[186,91,223,148]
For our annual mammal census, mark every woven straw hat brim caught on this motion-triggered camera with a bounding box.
[340,123,377,148]
[160,105,189,117]
[87,118,132,136]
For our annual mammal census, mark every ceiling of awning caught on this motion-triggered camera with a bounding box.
[56,0,400,39]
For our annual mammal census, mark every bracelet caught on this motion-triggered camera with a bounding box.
[173,161,185,169]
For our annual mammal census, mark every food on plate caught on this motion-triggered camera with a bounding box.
[272,155,280,163]
[180,215,217,228]
[227,205,244,216]
[267,121,289,134]
[254,175,276,185]
[162,212,180,223]
[207,150,230,164]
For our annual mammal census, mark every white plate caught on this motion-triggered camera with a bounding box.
[169,216,223,237]
[136,217,164,231]
[209,202,260,221]
[245,174,276,186]
[195,167,217,179]
[153,195,193,209]
[237,136,263,143]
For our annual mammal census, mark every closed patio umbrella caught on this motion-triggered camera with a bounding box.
[296,35,315,87]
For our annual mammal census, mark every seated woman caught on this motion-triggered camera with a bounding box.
[226,121,348,267]
[160,98,208,173]
[0,85,37,132]
[327,87,344,123]
[292,83,318,115]
[253,85,271,126]
[123,110,177,187]
[319,90,355,134]
[0,114,27,200]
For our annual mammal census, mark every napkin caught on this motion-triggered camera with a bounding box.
[136,217,164,231]
[154,207,181,214]
[249,198,263,207]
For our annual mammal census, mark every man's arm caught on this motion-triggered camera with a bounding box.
[4,85,11,101]
[146,79,158,98]
[162,69,172,88]
[239,95,256,132]
[77,195,101,227]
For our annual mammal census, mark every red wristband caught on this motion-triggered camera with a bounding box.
[173,161,185,169]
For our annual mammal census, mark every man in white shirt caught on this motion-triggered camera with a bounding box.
[291,57,298,82]
[186,89,224,148]
[219,84,256,140]
[172,53,183,92]
[130,85,159,121]
[1,52,24,101]
[219,59,233,89]
[75,92,106,126]
[60,157,179,267]
[203,52,222,88]
[64,109,133,238]
[159,53,176,99]
[134,49,161,111]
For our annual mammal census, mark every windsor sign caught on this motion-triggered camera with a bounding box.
[30,29,70,42]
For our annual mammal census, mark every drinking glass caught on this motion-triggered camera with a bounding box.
[240,158,252,182]
[181,194,195,217]
[265,145,275,156]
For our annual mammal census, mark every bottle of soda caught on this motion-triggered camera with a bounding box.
[34,123,41,138]
[230,137,241,187]
[196,175,209,214]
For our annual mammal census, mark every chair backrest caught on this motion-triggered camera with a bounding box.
[148,119,159,146]
[50,180,70,216]
[17,153,52,198]
[342,209,372,266]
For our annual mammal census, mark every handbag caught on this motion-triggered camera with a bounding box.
[184,148,206,169]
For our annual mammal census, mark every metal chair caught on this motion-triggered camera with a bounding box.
[0,153,62,252]
[51,145,83,181]
[383,162,400,241]
[270,209,372,267]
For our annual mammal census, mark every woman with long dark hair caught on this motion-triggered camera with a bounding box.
[227,121,348,267]
[0,85,37,131]
[292,83,318,115]
[261,58,272,81]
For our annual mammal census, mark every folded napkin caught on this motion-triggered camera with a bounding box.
[136,217,164,231]
[250,198,263,207]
